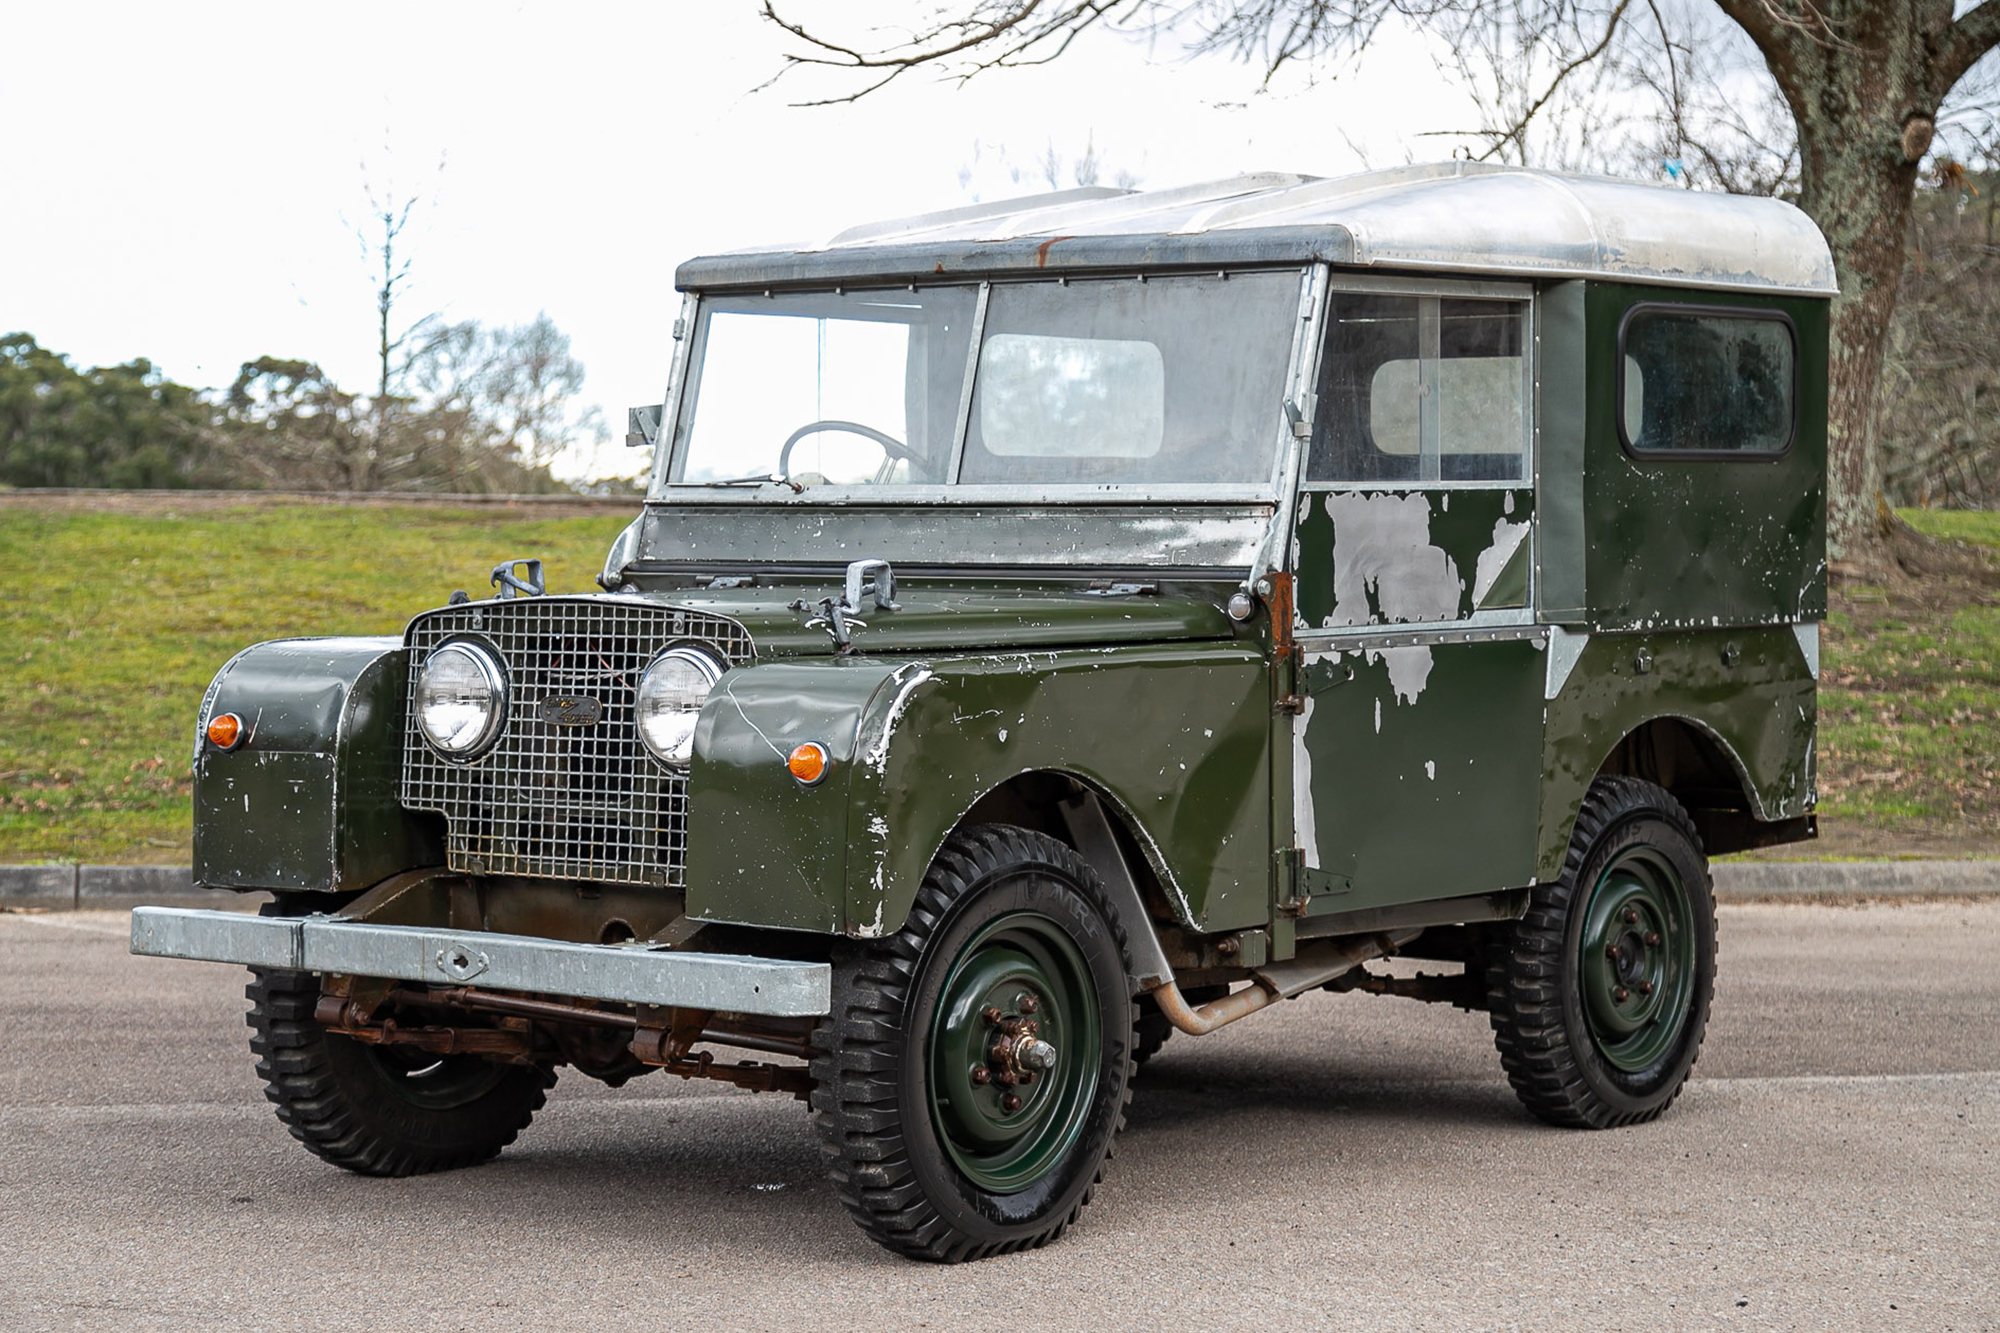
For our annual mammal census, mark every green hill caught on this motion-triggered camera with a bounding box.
[1,496,1995,864]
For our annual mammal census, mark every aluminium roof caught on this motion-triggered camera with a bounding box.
[675,162,1837,296]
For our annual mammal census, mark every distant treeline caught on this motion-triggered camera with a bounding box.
[0,313,631,495]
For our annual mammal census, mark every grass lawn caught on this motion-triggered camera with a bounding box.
[2,497,1996,864]
[1802,507,2000,859]
[0,497,629,863]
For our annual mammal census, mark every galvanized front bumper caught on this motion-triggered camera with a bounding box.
[129,906,830,1018]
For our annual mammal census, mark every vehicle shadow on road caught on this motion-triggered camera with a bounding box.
[1124,1054,1529,1135]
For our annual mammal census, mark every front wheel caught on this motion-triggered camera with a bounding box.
[1486,776,1717,1128]
[810,824,1136,1261]
[246,968,555,1176]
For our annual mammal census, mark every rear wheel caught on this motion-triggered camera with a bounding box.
[810,824,1136,1261]
[1486,776,1716,1128]
[246,968,554,1176]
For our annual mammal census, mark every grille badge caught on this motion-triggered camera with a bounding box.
[538,696,604,727]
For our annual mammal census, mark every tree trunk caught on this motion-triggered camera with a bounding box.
[1799,131,1922,564]
[1749,0,1969,564]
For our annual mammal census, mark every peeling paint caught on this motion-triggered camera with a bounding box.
[1323,492,1464,627]
[1292,692,1320,870]
[1365,644,1436,706]
[863,665,935,774]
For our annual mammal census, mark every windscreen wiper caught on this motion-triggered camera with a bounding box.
[667,474,804,493]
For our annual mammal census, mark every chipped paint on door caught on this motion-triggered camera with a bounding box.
[1294,487,1536,628]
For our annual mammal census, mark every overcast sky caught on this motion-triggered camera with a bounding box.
[4,2,1493,482]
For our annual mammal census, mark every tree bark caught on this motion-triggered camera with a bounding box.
[1720,0,1987,562]
[1801,122,1923,563]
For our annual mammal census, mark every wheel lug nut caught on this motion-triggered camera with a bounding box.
[971,1066,991,1084]
[1001,1094,1022,1113]
[982,1006,1003,1024]
[1645,931,1661,946]
[998,1071,1018,1086]
[1605,943,1619,959]
[1018,994,1039,1014]
[1640,981,1654,995]
[1614,987,1630,1002]
[1623,908,1639,924]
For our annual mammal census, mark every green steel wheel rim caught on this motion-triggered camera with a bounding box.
[926,910,1102,1195]
[1577,845,1698,1073]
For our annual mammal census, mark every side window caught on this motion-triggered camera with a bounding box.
[1618,305,1796,457]
[1308,295,1529,484]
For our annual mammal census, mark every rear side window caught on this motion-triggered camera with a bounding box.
[1618,305,1796,457]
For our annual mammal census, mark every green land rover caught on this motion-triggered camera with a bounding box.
[136,163,1830,1262]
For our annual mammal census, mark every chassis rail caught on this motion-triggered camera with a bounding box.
[130,906,831,1018]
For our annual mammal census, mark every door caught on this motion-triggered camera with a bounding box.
[1288,282,1547,914]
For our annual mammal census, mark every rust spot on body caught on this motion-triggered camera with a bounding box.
[1036,236,1076,267]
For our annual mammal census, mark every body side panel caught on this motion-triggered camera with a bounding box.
[1580,282,1829,630]
[1536,625,1816,881]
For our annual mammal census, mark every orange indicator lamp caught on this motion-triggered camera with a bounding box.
[787,741,830,786]
[206,713,244,750]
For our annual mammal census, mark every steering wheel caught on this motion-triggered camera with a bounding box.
[776,420,922,482]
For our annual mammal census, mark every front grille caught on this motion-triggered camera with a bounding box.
[401,595,754,887]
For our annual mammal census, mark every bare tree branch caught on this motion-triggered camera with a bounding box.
[760,1,1142,104]
[1471,1,1632,162]
[1943,1,2000,91]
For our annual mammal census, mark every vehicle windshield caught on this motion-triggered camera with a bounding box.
[660,270,1303,493]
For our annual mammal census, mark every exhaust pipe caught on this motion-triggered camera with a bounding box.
[1146,929,1422,1037]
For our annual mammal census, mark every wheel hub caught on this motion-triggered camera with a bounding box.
[926,913,1101,1194]
[1577,849,1697,1072]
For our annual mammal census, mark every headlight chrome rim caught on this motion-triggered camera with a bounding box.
[636,643,728,768]
[415,638,510,762]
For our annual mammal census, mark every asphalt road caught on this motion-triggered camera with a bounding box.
[2,902,1995,1332]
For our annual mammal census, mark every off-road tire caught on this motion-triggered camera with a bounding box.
[1133,996,1174,1065]
[1487,776,1716,1128]
[246,968,555,1176]
[809,824,1137,1262]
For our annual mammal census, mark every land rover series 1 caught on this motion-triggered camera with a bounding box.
[135,163,1830,1261]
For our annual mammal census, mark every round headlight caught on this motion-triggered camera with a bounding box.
[415,641,508,759]
[636,645,726,766]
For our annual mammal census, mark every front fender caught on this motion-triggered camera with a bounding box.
[193,637,441,893]
[844,644,1271,940]
[684,659,905,931]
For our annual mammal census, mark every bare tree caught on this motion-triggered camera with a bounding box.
[347,143,448,491]
[762,0,2000,562]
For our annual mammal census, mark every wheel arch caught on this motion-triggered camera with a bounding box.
[1588,714,1787,857]
[845,764,1201,942]
[955,770,1197,934]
